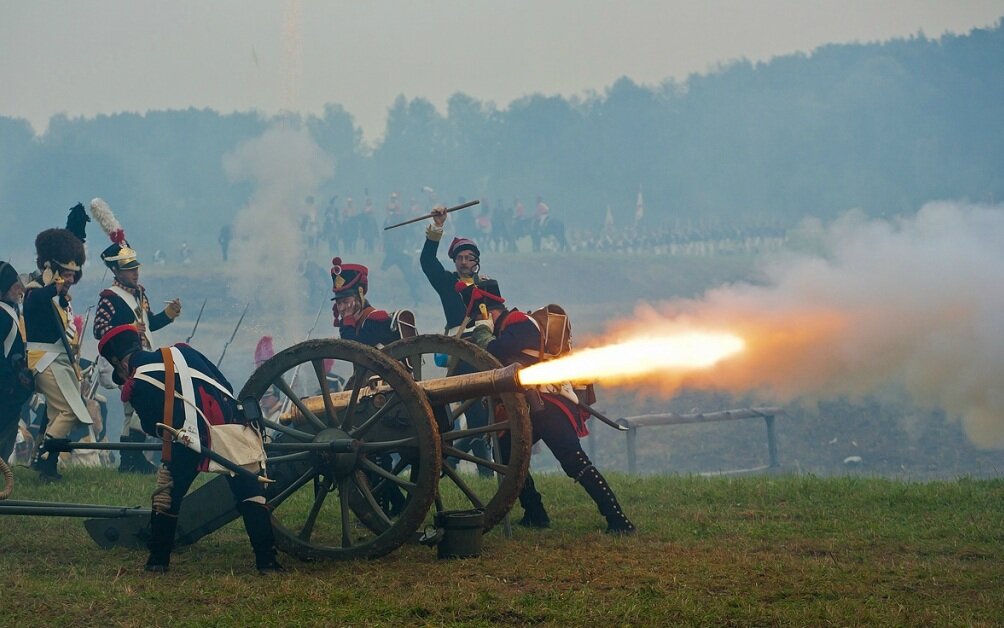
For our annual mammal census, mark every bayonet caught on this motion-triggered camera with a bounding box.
[186,298,207,343]
[216,302,249,368]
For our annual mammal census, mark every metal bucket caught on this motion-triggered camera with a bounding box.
[434,509,484,559]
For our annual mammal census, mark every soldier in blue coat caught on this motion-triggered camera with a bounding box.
[330,258,413,514]
[0,262,33,462]
[460,279,636,534]
[93,236,181,474]
[98,325,282,574]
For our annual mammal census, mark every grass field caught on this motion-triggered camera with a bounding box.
[2,466,1002,626]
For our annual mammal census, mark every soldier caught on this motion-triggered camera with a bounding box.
[330,258,414,514]
[420,206,489,335]
[90,198,182,473]
[459,279,636,534]
[24,205,93,481]
[331,257,415,347]
[420,208,493,473]
[97,324,282,574]
[0,262,33,462]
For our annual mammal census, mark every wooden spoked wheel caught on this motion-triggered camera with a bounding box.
[383,334,531,531]
[239,339,441,560]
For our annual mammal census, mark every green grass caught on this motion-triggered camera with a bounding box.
[2,467,1003,626]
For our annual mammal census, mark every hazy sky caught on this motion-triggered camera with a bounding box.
[2,1,1003,142]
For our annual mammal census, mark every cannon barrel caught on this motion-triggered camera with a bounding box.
[279,362,523,423]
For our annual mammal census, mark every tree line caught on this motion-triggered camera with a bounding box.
[1,20,1001,256]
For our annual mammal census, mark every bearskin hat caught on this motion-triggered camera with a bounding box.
[330,257,368,301]
[35,228,86,275]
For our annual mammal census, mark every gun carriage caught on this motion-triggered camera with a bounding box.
[0,336,533,561]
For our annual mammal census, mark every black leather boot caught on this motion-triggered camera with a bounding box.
[31,437,62,483]
[517,474,551,528]
[119,432,157,474]
[239,502,284,575]
[146,512,179,572]
[576,465,636,535]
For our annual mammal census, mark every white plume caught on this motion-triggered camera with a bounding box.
[89,197,125,243]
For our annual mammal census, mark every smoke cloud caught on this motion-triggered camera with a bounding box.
[223,124,333,339]
[601,202,1004,447]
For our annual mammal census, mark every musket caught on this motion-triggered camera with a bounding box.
[185,298,207,343]
[216,302,250,367]
[50,297,82,380]
[383,199,480,231]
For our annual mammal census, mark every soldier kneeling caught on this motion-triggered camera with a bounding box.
[98,325,282,574]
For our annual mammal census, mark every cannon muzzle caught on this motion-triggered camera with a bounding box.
[279,362,523,424]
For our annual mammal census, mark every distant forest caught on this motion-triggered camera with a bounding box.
[1,20,1001,255]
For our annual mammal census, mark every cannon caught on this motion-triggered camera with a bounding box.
[0,336,533,561]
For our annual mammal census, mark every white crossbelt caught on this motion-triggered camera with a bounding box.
[132,348,235,453]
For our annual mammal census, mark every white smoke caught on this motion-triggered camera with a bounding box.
[607,202,1004,447]
[223,124,333,339]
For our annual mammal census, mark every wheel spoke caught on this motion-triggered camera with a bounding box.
[348,393,401,439]
[442,445,508,475]
[337,477,352,548]
[448,397,480,423]
[299,477,331,541]
[340,366,370,431]
[443,420,510,443]
[352,472,394,528]
[441,464,486,509]
[368,456,410,498]
[260,417,317,441]
[311,359,339,427]
[266,467,316,509]
[359,457,417,490]
[273,376,327,432]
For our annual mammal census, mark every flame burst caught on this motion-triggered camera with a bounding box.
[517,332,746,386]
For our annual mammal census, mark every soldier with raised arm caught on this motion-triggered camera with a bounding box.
[420,207,493,473]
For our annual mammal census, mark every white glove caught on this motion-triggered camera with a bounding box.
[473,318,494,332]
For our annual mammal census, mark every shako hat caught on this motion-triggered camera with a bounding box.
[448,237,480,260]
[98,325,144,384]
[90,198,140,271]
[455,278,505,319]
[330,257,368,301]
[0,261,20,294]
